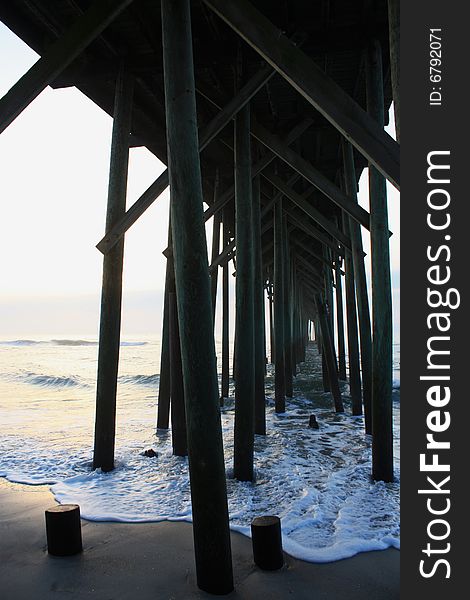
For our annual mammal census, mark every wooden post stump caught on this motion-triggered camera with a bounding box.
[45,504,82,556]
[251,515,284,570]
[309,414,319,429]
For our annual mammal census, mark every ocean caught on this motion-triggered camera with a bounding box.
[0,336,400,562]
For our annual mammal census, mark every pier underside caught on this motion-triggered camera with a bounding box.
[0,0,399,593]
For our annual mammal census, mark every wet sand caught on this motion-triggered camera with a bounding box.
[0,478,399,599]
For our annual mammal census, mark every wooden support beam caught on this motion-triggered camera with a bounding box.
[203,118,312,223]
[314,294,344,412]
[274,197,286,412]
[0,0,134,135]
[283,217,294,398]
[334,260,347,381]
[253,176,266,435]
[342,142,373,432]
[208,174,303,273]
[366,40,394,483]
[161,0,233,592]
[262,170,352,250]
[268,279,275,364]
[342,215,363,416]
[156,233,172,430]
[324,248,336,373]
[199,62,275,149]
[233,104,255,481]
[202,0,400,189]
[169,287,187,457]
[285,211,340,256]
[251,121,372,231]
[290,233,332,268]
[296,254,321,281]
[93,66,133,473]
[96,63,275,254]
[210,207,222,321]
[221,211,230,402]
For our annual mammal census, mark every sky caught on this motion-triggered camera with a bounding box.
[0,22,399,341]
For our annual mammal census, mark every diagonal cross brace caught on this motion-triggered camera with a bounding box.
[202,0,400,189]
[96,63,276,254]
[0,0,135,135]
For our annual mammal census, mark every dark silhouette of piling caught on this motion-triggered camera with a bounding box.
[45,505,82,557]
[233,103,255,482]
[253,176,266,435]
[274,198,286,413]
[366,39,394,483]
[93,65,133,472]
[161,0,233,592]
[220,211,230,403]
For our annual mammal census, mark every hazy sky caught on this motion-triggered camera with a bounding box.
[0,22,399,339]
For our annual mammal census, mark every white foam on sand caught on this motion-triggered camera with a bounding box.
[0,346,400,563]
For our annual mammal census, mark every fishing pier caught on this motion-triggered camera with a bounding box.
[0,0,399,594]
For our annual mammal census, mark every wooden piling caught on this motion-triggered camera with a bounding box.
[253,176,266,435]
[45,505,83,557]
[366,39,394,483]
[342,141,373,431]
[161,0,233,592]
[315,295,344,412]
[283,218,294,398]
[156,227,172,430]
[93,65,133,473]
[274,198,286,413]
[233,103,255,481]
[168,283,187,457]
[334,259,347,380]
[210,180,221,322]
[319,325,330,392]
[268,279,275,363]
[251,516,284,571]
[342,217,363,416]
[221,211,230,403]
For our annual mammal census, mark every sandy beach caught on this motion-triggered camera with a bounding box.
[0,478,399,599]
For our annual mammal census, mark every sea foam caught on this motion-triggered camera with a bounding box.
[0,340,400,563]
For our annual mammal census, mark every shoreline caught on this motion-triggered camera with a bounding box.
[0,478,399,599]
